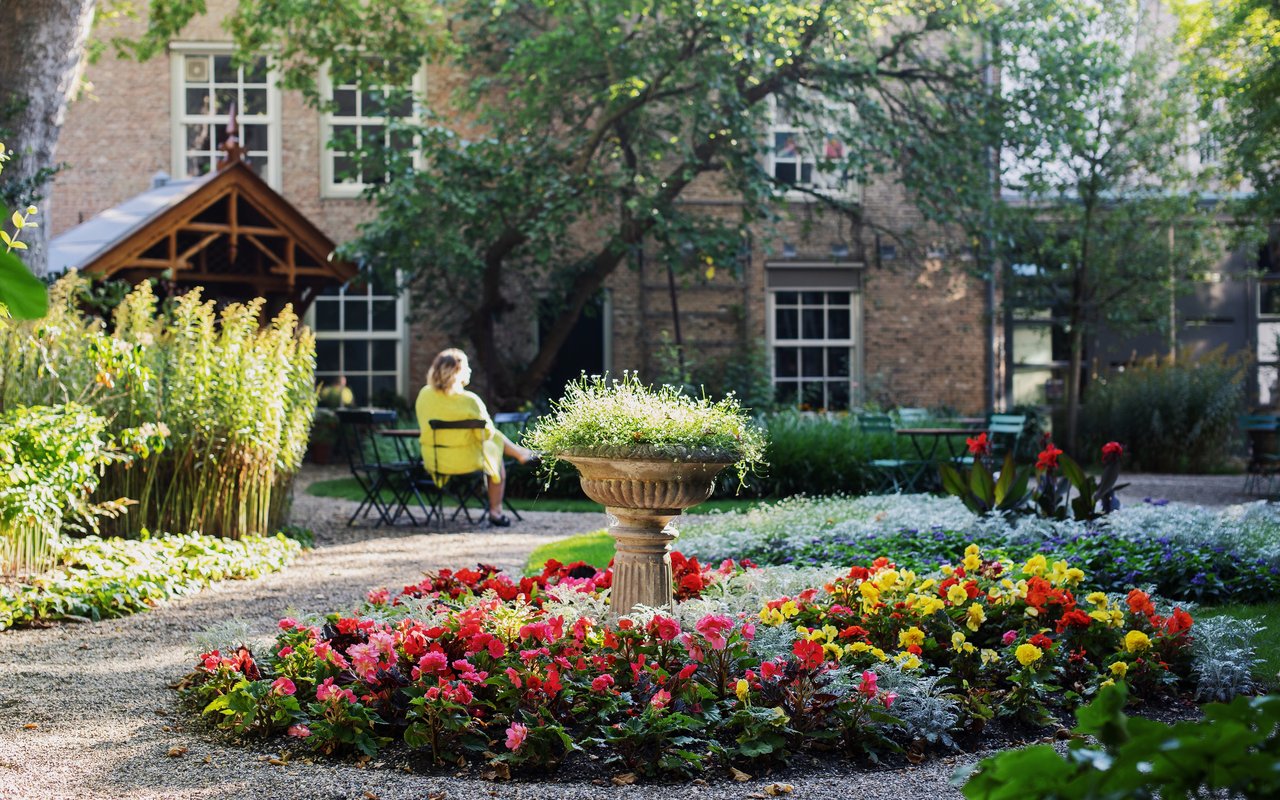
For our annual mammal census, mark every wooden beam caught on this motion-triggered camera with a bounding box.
[182,221,284,237]
[175,232,221,267]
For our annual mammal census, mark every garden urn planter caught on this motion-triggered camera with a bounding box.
[557,451,735,617]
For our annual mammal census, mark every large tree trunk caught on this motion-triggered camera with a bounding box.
[0,0,97,275]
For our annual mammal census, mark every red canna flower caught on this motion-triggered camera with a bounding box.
[1036,443,1064,472]
[966,432,992,456]
[1101,441,1124,464]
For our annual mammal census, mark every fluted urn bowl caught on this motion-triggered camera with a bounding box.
[556,450,736,617]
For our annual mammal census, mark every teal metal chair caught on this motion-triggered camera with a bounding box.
[1240,414,1280,497]
[858,413,913,492]
[987,414,1028,460]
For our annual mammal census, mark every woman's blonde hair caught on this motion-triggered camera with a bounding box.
[428,348,469,392]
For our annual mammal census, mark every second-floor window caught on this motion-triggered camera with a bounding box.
[321,57,423,197]
[174,51,278,184]
[766,97,851,196]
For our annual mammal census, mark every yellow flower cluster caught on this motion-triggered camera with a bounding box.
[1015,643,1044,667]
[759,599,801,626]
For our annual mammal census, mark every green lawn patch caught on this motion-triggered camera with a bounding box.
[525,529,614,574]
[307,477,760,515]
[1198,601,1280,682]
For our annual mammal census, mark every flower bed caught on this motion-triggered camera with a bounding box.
[0,531,304,630]
[180,548,1258,779]
[678,495,1280,605]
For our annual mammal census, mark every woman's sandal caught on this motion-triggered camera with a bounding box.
[488,513,512,528]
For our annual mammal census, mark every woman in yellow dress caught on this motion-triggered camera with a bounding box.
[415,349,537,526]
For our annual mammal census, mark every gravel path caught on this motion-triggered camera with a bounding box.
[0,469,1253,799]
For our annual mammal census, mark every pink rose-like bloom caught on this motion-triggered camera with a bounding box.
[694,614,735,651]
[1002,630,1018,646]
[883,691,898,710]
[270,677,296,696]
[505,722,529,752]
[287,724,311,739]
[591,674,615,693]
[316,677,356,705]
[677,663,698,681]
[200,651,223,671]
[650,689,672,709]
[652,615,681,642]
[366,587,390,605]
[417,650,449,677]
[277,618,298,630]
[740,622,756,642]
[277,645,294,658]
[858,670,879,698]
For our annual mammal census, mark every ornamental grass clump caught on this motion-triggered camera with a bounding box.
[0,274,316,539]
[525,373,766,483]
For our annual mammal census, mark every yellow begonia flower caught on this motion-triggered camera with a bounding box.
[917,597,945,616]
[1015,643,1044,666]
[951,632,976,654]
[735,679,750,701]
[980,648,1000,665]
[941,565,955,576]
[1109,661,1129,677]
[963,554,981,573]
[1064,568,1085,585]
[918,579,937,592]
[966,603,986,632]
[1049,560,1070,585]
[898,626,926,649]
[1100,678,1115,688]
[823,642,844,660]
[1124,631,1152,653]
[871,647,888,662]
[848,641,871,654]
[965,544,981,558]
[947,584,969,606]
[895,651,923,670]
[1023,554,1048,577]
[1086,592,1109,608]
[876,569,900,591]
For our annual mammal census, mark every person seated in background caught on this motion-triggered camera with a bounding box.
[318,375,355,409]
[415,348,537,527]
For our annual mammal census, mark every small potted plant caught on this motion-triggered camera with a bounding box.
[309,407,339,465]
[526,374,766,615]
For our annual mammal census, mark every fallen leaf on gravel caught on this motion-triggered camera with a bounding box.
[202,756,211,765]
[480,762,511,782]
[161,725,172,732]
[764,784,794,796]
[21,724,37,730]
[363,792,380,800]
[692,779,708,787]
[267,758,288,766]
[166,746,187,758]
[426,793,446,800]
[610,772,637,786]
[730,767,752,782]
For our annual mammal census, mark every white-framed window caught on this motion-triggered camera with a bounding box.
[309,272,408,407]
[1258,278,1280,404]
[170,45,281,187]
[765,95,854,198]
[768,289,859,411]
[320,57,424,197]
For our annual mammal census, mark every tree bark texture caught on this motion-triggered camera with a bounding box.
[0,0,97,274]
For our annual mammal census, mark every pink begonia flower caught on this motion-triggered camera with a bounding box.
[591,674,615,693]
[366,587,390,605]
[368,630,397,659]
[694,614,734,651]
[347,642,381,682]
[677,663,698,681]
[505,722,528,751]
[277,645,294,658]
[650,689,672,709]
[277,618,298,630]
[315,677,356,704]
[652,615,681,641]
[883,691,898,710]
[270,677,296,696]
[1002,630,1018,646]
[287,724,311,739]
[858,670,878,698]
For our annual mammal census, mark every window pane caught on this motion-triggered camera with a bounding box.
[244,57,268,84]
[828,308,850,340]
[800,163,813,185]
[371,375,398,404]
[186,89,210,116]
[185,156,211,177]
[387,93,413,118]
[775,348,798,378]
[774,382,798,407]
[364,124,386,147]
[331,124,358,151]
[775,291,798,305]
[1262,283,1280,316]
[827,291,851,305]
[314,300,341,331]
[371,299,397,330]
[242,88,267,116]
[774,162,797,184]
[213,55,237,83]
[315,339,340,371]
[775,308,798,340]
[334,155,358,182]
[801,347,824,377]
[215,87,237,115]
[827,348,850,377]
[775,132,797,158]
[250,156,269,177]
[348,376,370,407]
[372,341,397,371]
[828,380,850,411]
[801,291,824,305]
[334,88,358,117]
[344,340,369,371]
[801,308,823,339]
[186,124,211,149]
[362,90,383,116]
[345,299,369,331]
[184,55,210,84]
[800,382,824,408]
[241,124,268,151]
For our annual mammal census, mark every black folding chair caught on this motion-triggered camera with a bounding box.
[492,411,532,521]
[336,409,428,527]
[426,418,492,525]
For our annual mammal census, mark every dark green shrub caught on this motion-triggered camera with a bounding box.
[1081,349,1246,472]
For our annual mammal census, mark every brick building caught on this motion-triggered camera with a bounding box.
[49,2,999,413]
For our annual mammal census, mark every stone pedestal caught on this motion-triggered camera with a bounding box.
[558,453,732,617]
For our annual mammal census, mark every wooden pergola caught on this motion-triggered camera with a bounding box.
[51,151,357,315]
